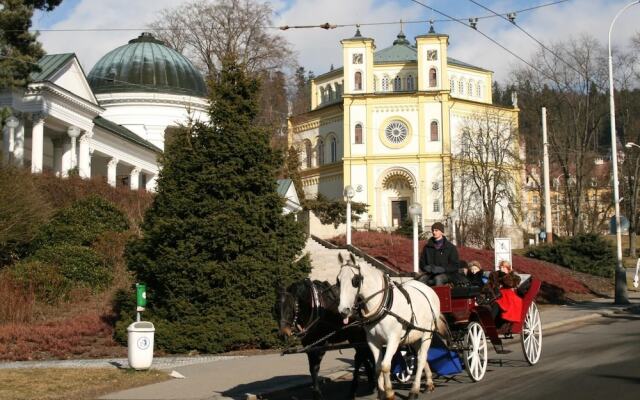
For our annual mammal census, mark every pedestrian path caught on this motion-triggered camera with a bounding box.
[0,355,242,370]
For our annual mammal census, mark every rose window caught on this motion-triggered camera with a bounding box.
[385,121,408,144]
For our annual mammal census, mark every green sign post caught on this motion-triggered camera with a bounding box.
[136,283,146,321]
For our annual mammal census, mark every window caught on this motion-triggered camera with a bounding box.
[305,141,312,168]
[384,120,409,144]
[406,75,414,91]
[433,200,440,213]
[354,72,362,91]
[320,87,326,104]
[317,140,324,165]
[382,75,389,91]
[450,78,455,93]
[476,82,482,97]
[432,182,440,191]
[330,137,337,162]
[430,121,439,141]
[355,124,363,144]
[326,85,333,100]
[429,68,437,88]
[427,49,438,61]
[352,53,363,64]
[468,81,474,96]
[394,76,402,91]
[458,80,464,94]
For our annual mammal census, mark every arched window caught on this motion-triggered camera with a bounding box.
[433,200,440,213]
[326,85,334,101]
[382,75,389,91]
[355,124,363,144]
[305,141,312,168]
[406,75,414,91]
[476,82,482,98]
[394,76,402,91]
[319,87,326,104]
[317,139,324,165]
[330,137,337,162]
[429,68,437,87]
[468,81,474,96]
[430,121,439,141]
[450,78,455,93]
[458,79,464,95]
[354,72,362,91]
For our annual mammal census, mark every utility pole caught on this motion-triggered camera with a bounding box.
[542,107,553,243]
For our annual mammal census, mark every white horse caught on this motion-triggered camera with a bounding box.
[337,253,442,400]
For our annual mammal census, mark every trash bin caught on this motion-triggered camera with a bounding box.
[127,321,155,370]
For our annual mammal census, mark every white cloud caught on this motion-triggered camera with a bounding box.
[35,0,640,81]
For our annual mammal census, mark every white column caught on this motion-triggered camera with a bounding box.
[60,141,72,177]
[107,158,118,187]
[146,174,158,192]
[30,114,45,173]
[52,138,64,176]
[130,167,141,190]
[14,120,24,166]
[78,133,92,179]
[2,125,9,164]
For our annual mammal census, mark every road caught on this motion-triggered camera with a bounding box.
[264,312,640,400]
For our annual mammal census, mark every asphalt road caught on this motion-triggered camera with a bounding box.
[264,312,640,400]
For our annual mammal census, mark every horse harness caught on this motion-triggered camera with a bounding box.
[343,263,439,341]
[285,279,326,337]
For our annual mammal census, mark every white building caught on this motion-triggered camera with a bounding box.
[1,33,208,190]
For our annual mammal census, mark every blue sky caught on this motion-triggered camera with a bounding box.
[32,0,640,82]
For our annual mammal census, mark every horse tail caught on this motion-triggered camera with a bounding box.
[436,314,451,345]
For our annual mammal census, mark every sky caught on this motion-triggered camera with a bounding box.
[32,0,640,83]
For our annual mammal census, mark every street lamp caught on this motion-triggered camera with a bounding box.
[608,1,637,305]
[344,185,355,245]
[409,202,422,273]
[625,142,640,150]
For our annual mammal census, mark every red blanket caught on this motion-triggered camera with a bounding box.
[496,288,523,322]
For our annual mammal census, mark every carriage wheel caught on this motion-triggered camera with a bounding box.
[521,302,542,365]
[393,347,416,383]
[463,321,488,382]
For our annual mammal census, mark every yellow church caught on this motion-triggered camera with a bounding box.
[289,26,520,236]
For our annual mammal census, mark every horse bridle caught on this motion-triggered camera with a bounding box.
[281,280,325,337]
[339,262,390,322]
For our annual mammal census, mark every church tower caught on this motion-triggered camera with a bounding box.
[341,26,375,95]
[415,23,449,92]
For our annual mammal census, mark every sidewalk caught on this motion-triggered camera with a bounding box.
[2,289,638,400]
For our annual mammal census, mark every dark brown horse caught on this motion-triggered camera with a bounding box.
[278,279,375,400]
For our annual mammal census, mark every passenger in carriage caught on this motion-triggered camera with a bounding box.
[418,221,460,286]
[488,261,522,322]
[465,260,485,287]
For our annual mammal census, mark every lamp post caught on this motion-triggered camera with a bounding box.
[409,202,422,273]
[5,116,19,163]
[344,185,355,245]
[608,1,637,304]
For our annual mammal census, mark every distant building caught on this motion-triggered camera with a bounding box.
[289,26,521,242]
[1,33,208,190]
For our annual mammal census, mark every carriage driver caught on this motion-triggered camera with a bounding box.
[418,222,460,286]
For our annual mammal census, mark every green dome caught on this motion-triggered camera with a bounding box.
[88,33,207,97]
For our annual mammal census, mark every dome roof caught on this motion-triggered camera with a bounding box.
[88,33,207,97]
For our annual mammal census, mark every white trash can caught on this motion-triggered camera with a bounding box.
[127,321,155,370]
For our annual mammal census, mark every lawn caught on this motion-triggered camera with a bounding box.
[0,368,169,400]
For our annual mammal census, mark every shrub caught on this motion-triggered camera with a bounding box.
[0,166,52,266]
[32,195,129,248]
[31,244,112,290]
[395,217,423,239]
[305,193,368,228]
[525,233,615,278]
[0,269,36,323]
[9,260,72,304]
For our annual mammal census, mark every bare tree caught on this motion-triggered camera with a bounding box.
[511,35,611,236]
[148,0,294,77]
[453,108,522,249]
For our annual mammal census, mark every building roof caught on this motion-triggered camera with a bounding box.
[277,178,293,197]
[93,116,162,153]
[87,33,207,98]
[30,53,76,81]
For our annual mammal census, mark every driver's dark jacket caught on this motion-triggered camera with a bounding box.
[419,236,460,274]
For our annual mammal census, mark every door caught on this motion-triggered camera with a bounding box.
[392,200,408,227]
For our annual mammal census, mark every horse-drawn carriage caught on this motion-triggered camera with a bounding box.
[278,253,543,399]
[393,277,542,383]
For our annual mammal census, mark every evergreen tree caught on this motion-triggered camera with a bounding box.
[0,0,63,87]
[125,56,310,353]
[283,145,305,205]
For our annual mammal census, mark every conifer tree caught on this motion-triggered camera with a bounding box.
[125,56,310,353]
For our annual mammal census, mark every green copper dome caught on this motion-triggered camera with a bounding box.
[88,33,207,97]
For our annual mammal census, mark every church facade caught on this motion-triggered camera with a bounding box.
[1,33,208,191]
[289,27,521,236]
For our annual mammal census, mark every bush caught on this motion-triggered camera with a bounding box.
[0,269,37,322]
[305,193,368,228]
[526,233,615,278]
[395,217,423,239]
[31,244,112,290]
[32,195,129,248]
[9,260,72,304]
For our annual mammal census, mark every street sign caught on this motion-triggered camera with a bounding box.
[494,238,512,270]
[539,231,547,241]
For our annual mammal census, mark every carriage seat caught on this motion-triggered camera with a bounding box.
[450,286,482,299]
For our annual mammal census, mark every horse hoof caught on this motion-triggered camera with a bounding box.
[408,393,419,400]
[427,383,436,392]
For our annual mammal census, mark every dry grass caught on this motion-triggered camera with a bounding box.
[0,368,169,400]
